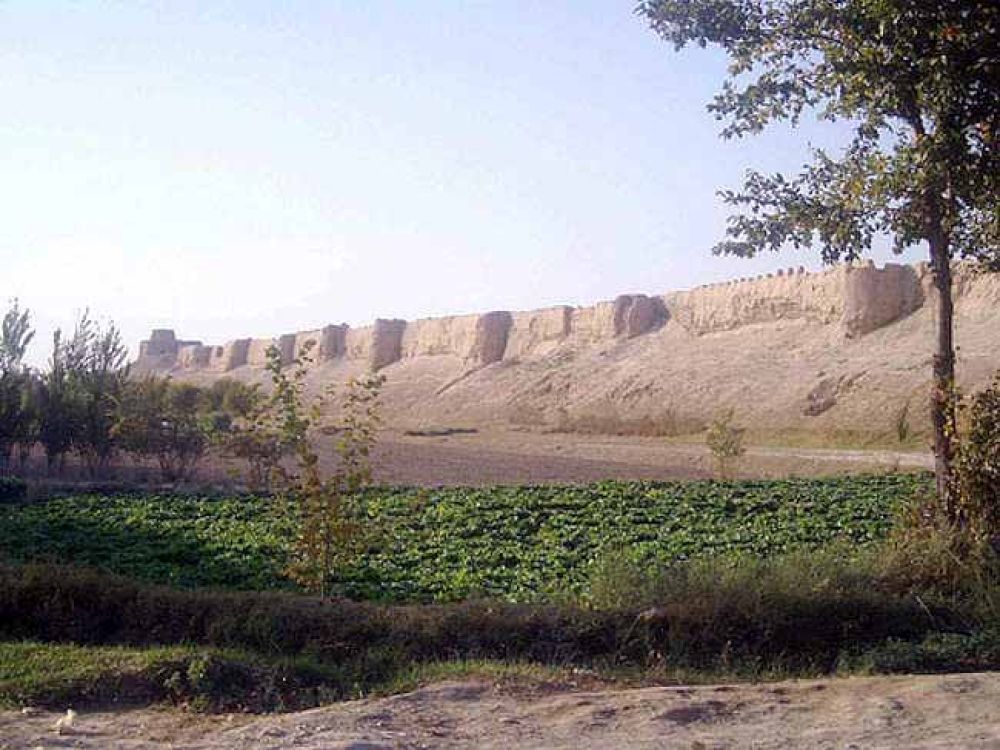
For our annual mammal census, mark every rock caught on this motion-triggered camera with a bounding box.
[53,709,76,735]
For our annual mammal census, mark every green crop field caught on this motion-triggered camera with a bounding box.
[0,474,930,602]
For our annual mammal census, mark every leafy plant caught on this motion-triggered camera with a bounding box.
[705,409,746,479]
[0,474,927,601]
[259,340,385,596]
[895,402,912,445]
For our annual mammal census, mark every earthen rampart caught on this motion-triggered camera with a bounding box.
[134,261,992,376]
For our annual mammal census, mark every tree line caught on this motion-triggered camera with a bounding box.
[0,300,258,482]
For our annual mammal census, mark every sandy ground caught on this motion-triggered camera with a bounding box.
[3,672,999,749]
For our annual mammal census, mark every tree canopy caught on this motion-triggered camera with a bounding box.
[638,0,998,266]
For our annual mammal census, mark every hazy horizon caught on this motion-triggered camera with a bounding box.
[3,2,922,368]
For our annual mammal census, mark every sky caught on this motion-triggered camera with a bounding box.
[1,1,922,367]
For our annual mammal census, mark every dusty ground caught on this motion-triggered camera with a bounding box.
[4,672,999,749]
[19,427,931,491]
[368,428,931,486]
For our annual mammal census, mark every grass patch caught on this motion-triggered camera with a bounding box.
[0,641,333,711]
[742,428,928,452]
[0,640,403,712]
[0,641,189,709]
[2,532,999,713]
[0,559,976,677]
[7,629,999,714]
[843,630,1000,674]
[0,643,719,713]
[0,640,635,713]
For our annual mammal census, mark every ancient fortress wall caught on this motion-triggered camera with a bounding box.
[664,266,842,335]
[505,306,573,360]
[401,315,481,360]
[134,262,992,376]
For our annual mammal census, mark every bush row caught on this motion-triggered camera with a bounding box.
[0,641,358,713]
[0,563,958,672]
[0,476,26,503]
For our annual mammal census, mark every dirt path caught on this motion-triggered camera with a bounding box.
[4,672,998,749]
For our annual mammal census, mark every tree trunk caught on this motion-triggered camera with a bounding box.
[929,232,957,519]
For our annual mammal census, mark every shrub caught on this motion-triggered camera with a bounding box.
[848,629,1000,675]
[0,561,966,676]
[587,546,950,669]
[257,341,385,596]
[0,476,26,502]
[953,372,1000,537]
[115,377,215,482]
[879,374,1000,598]
[705,409,746,479]
[0,564,631,666]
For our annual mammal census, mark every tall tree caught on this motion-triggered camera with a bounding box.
[0,300,35,473]
[37,330,80,472]
[0,300,34,374]
[65,311,129,476]
[639,0,999,514]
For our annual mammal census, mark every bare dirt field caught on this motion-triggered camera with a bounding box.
[4,671,999,749]
[368,428,932,486]
[18,428,931,492]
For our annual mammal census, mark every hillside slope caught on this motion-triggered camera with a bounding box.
[135,262,1000,443]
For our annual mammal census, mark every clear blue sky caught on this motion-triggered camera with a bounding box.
[2,1,920,366]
